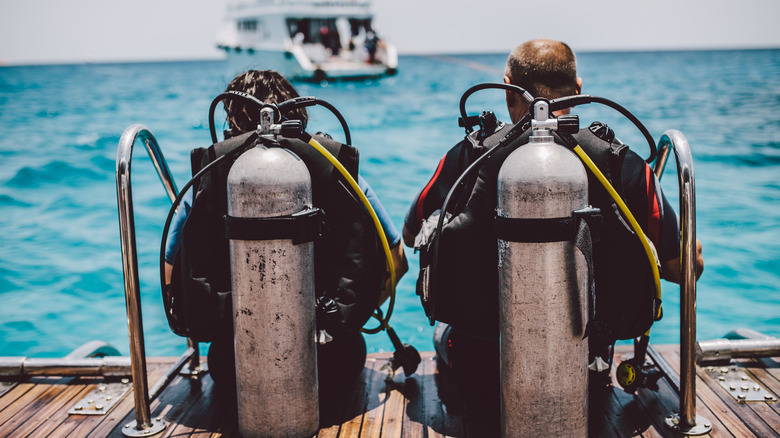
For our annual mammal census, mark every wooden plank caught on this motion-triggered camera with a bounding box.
[79,361,171,438]
[761,357,780,383]
[655,346,741,438]
[316,421,342,438]
[0,382,32,422]
[165,376,234,438]
[336,358,374,437]
[358,356,390,438]
[589,373,643,437]
[12,382,96,438]
[2,349,775,438]
[610,349,672,438]
[4,377,86,437]
[380,364,409,438]
[400,355,426,438]
[420,354,447,438]
[438,363,464,438]
[661,347,763,438]
[624,346,731,438]
[0,377,70,435]
[746,365,780,416]
[740,365,780,437]
[0,377,73,435]
[121,374,212,438]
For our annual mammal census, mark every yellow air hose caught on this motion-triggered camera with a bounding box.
[570,143,663,320]
[304,135,396,334]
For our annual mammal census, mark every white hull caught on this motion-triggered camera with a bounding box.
[216,0,398,81]
[222,45,397,81]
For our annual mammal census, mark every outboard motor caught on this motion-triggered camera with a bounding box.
[227,107,320,437]
[495,100,590,437]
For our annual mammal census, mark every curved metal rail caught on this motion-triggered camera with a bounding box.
[652,129,711,435]
[116,124,203,437]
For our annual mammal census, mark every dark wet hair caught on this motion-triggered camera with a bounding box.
[505,39,578,105]
[224,70,308,134]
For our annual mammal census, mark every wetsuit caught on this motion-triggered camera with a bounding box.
[403,123,681,411]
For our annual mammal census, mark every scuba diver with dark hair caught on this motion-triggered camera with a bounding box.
[402,39,704,422]
[164,69,408,423]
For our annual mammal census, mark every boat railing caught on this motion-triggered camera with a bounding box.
[651,129,711,435]
[116,124,206,437]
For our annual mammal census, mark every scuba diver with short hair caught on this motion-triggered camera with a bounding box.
[402,39,704,422]
[164,69,408,423]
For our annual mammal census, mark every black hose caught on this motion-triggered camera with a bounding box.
[458,83,533,133]
[208,92,352,146]
[159,132,260,292]
[549,95,657,163]
[208,91,271,144]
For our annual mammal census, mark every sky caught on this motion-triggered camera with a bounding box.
[1,0,779,65]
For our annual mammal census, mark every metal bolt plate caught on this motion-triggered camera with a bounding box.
[664,413,712,435]
[68,380,132,415]
[704,366,776,403]
[122,418,167,437]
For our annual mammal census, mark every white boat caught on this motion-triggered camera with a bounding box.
[216,0,398,81]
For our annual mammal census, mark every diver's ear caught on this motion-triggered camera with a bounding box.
[504,75,515,105]
[576,77,583,94]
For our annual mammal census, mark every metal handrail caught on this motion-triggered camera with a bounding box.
[116,124,202,436]
[653,129,711,434]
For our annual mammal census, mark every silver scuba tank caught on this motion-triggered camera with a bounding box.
[496,101,589,437]
[227,111,319,437]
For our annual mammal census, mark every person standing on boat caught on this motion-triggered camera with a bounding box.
[164,69,408,421]
[402,39,704,408]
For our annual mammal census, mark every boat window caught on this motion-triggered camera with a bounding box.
[348,18,373,37]
[288,18,341,45]
[238,19,258,32]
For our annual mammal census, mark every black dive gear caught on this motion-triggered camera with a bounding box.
[164,94,418,376]
[162,129,383,341]
[419,83,663,346]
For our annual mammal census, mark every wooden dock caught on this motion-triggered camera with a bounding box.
[1,345,778,437]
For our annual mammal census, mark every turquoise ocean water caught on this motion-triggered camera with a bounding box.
[1,50,779,358]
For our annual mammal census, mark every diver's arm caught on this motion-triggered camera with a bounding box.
[379,242,408,305]
[164,262,173,285]
[402,224,417,248]
[163,189,193,285]
[662,239,704,283]
[356,174,408,303]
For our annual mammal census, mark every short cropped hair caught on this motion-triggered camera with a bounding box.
[505,39,578,102]
[224,70,308,134]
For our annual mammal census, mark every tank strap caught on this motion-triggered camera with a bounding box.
[494,206,602,243]
[224,207,323,244]
[495,206,601,337]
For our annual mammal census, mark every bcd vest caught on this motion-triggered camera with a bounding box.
[164,131,385,342]
[417,122,659,343]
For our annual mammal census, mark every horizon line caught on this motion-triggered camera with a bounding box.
[2,45,777,68]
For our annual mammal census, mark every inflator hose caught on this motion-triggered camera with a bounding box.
[560,135,663,317]
[301,133,397,334]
